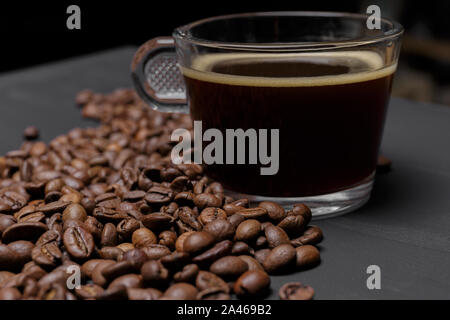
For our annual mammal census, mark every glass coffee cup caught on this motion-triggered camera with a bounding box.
[132,11,403,218]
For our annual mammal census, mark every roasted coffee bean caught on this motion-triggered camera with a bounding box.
[174,191,195,207]
[223,204,245,216]
[83,216,103,240]
[0,287,22,300]
[108,274,143,290]
[63,226,95,259]
[234,270,270,298]
[145,186,173,205]
[98,247,124,260]
[2,222,48,244]
[236,207,268,220]
[291,226,323,246]
[121,248,148,269]
[264,224,291,248]
[199,207,227,226]
[231,241,253,256]
[31,242,62,269]
[277,215,307,237]
[255,236,268,249]
[183,231,215,254]
[279,282,314,300]
[161,283,198,300]
[96,285,128,300]
[117,218,140,240]
[62,203,87,222]
[258,201,286,222]
[101,223,118,247]
[131,228,157,248]
[127,287,162,300]
[23,126,39,140]
[170,176,190,193]
[295,245,320,269]
[193,193,222,209]
[175,231,195,252]
[0,271,15,285]
[158,230,176,250]
[210,256,249,279]
[75,284,104,299]
[0,214,16,236]
[238,255,264,271]
[140,244,170,260]
[123,190,146,202]
[0,244,19,270]
[173,264,199,283]
[102,260,137,283]
[140,260,169,287]
[116,243,134,252]
[192,240,233,266]
[197,287,230,300]
[38,200,70,215]
[22,262,47,280]
[81,259,105,279]
[142,212,174,232]
[160,251,190,271]
[289,203,312,225]
[176,207,202,231]
[203,219,235,242]
[262,244,297,274]
[235,219,261,242]
[7,240,34,266]
[195,271,229,293]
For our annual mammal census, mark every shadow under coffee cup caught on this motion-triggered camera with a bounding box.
[132,11,403,218]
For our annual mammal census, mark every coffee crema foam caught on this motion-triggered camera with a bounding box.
[181,51,397,87]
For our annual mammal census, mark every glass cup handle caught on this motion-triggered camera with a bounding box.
[131,36,188,113]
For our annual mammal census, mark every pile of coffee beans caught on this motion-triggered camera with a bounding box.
[0,88,323,300]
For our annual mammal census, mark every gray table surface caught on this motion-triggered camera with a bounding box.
[0,47,449,300]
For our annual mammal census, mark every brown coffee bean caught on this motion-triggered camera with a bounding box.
[75,284,104,299]
[2,221,48,244]
[264,224,290,248]
[277,215,307,237]
[192,240,233,266]
[62,203,87,222]
[234,270,270,298]
[183,231,215,254]
[158,230,176,250]
[223,204,245,216]
[127,287,162,300]
[238,255,264,271]
[131,228,157,248]
[83,216,103,240]
[236,207,268,220]
[98,247,124,260]
[116,243,134,252]
[203,219,235,242]
[235,219,261,242]
[289,203,312,225]
[117,218,140,240]
[195,271,229,293]
[197,287,230,300]
[0,244,19,270]
[24,126,39,140]
[0,214,16,236]
[231,241,253,256]
[31,242,62,269]
[176,207,202,231]
[37,200,70,215]
[81,259,105,279]
[160,251,190,271]
[279,282,314,300]
[0,287,22,300]
[193,193,222,209]
[102,260,136,282]
[141,212,173,232]
[258,201,286,222]
[140,244,170,261]
[262,244,296,274]
[96,285,128,300]
[0,271,15,285]
[108,274,143,290]
[161,283,198,300]
[140,260,169,287]
[291,226,323,246]
[7,240,34,266]
[173,264,199,283]
[121,248,148,268]
[210,256,249,279]
[199,207,227,226]
[295,245,320,269]
[63,226,95,259]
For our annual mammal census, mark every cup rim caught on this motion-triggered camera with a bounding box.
[173,11,404,51]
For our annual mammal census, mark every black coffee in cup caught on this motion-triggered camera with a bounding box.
[183,51,395,197]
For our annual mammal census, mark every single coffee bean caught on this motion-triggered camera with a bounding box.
[62,203,87,222]
[121,248,148,269]
[116,243,135,252]
[140,244,171,261]
[140,260,169,287]
[116,218,140,240]
[210,256,249,279]
[255,235,268,249]
[63,226,95,259]
[91,260,116,287]
[22,262,47,280]
[262,244,297,274]
[231,241,253,256]
[142,212,174,232]
[295,245,320,269]
[234,270,270,298]
[108,274,143,290]
[238,255,264,271]
[83,216,103,241]
[158,230,176,250]
[31,242,62,269]
[193,193,222,209]
[81,259,105,279]
[264,224,291,248]
[102,260,137,282]
[223,204,245,216]
[289,203,312,225]
[98,247,124,260]
[173,264,199,283]
[227,213,245,228]
[192,240,233,266]
[161,283,198,300]
[291,226,323,246]
[0,287,22,300]
[279,282,314,300]
[127,287,162,300]
[132,228,157,248]
[0,271,15,285]
[195,271,229,293]
[277,215,307,237]
[199,207,227,226]
[197,287,230,300]
[7,240,34,266]
[183,231,215,254]
[0,244,19,270]
[2,221,48,244]
[203,219,235,242]
[160,251,191,271]
[235,219,261,242]
[258,201,286,222]
[176,207,202,231]
[37,200,70,215]
[0,214,16,236]
[75,283,104,299]
[236,207,268,220]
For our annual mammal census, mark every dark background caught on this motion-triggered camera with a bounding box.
[1,0,450,104]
